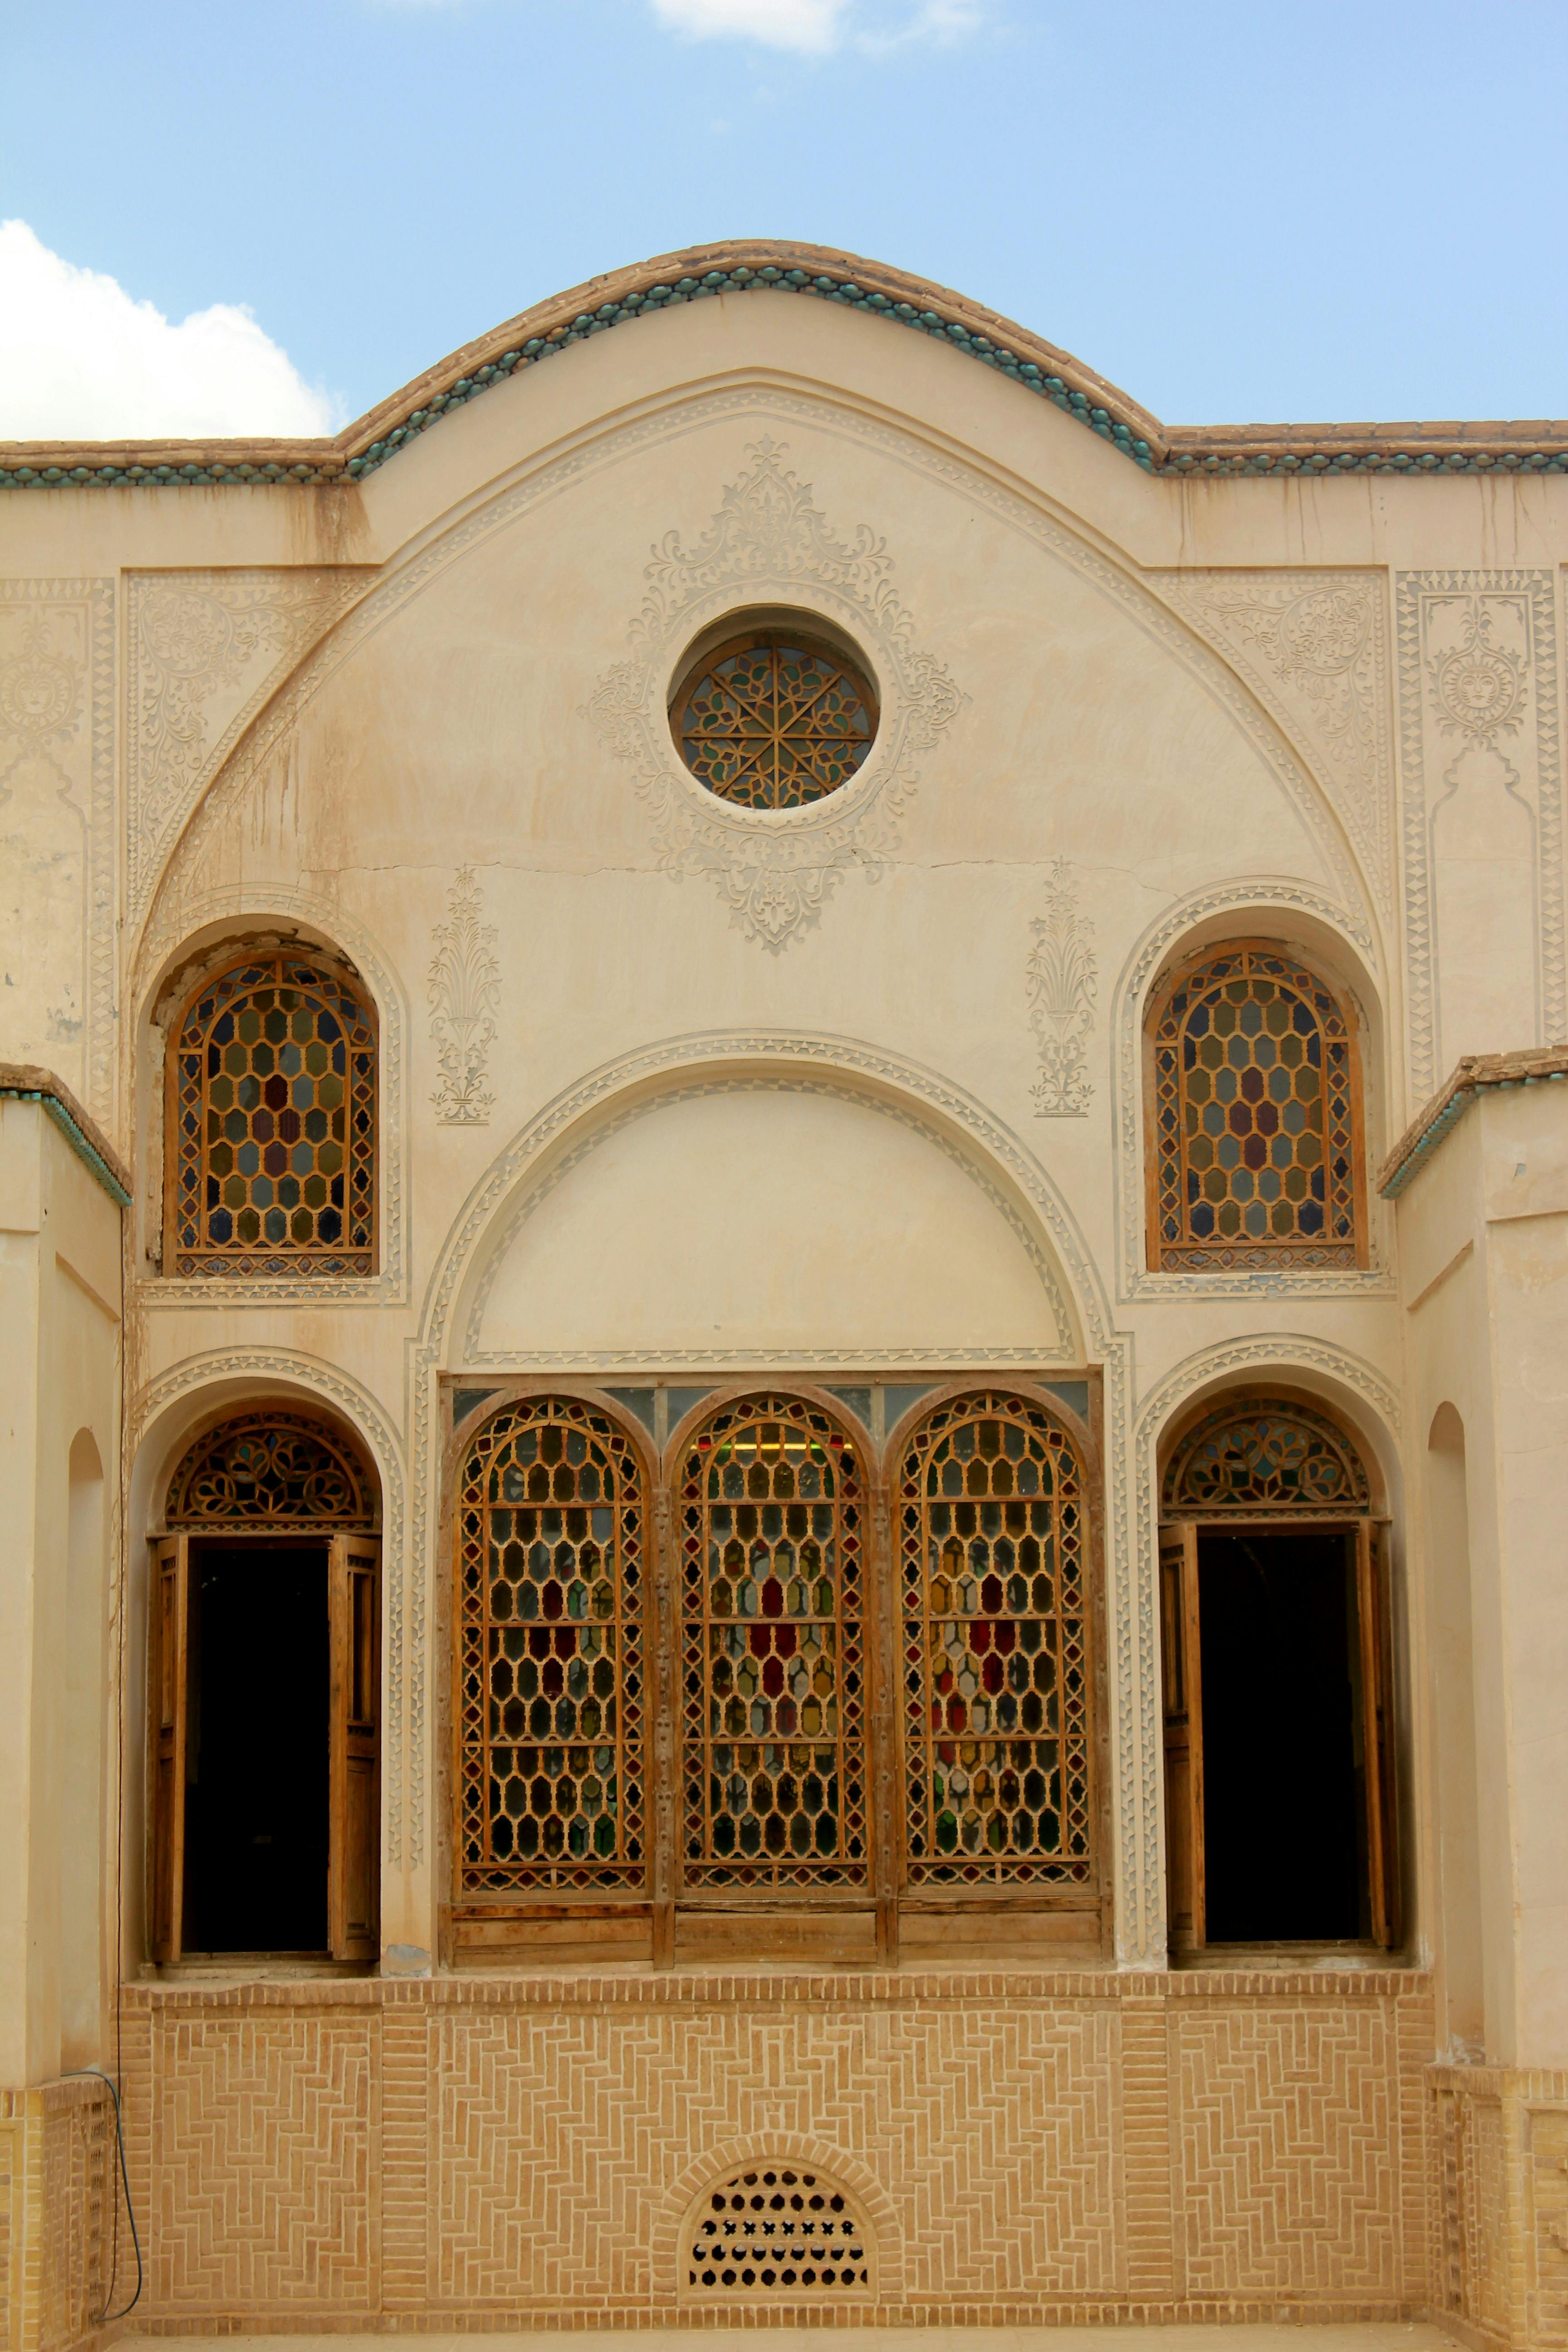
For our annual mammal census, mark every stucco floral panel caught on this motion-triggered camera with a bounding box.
[587,440,965,950]
[126,568,371,927]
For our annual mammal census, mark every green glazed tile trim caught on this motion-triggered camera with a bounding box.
[3,261,1565,488]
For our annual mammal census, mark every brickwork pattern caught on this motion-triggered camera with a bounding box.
[1431,2065,1568,2352]
[112,1971,1435,2332]
[0,2081,114,2352]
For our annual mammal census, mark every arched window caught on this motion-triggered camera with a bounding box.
[1159,1393,1394,1951]
[1147,941,1363,1270]
[677,1394,867,1887]
[152,1406,380,1965]
[167,948,377,1277]
[455,1397,647,1895]
[898,1392,1092,1886]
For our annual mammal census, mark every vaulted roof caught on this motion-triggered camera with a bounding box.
[5,238,1567,490]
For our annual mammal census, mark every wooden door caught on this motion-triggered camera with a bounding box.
[1159,1523,1205,1950]
[328,1534,380,1961]
[150,1534,190,1963]
[1356,1519,1398,1947]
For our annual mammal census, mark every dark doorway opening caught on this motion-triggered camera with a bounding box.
[1198,1532,1367,1942]
[183,1543,329,1953]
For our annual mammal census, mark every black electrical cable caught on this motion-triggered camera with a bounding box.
[60,2068,142,2322]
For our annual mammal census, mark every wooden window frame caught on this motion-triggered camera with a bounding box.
[149,1409,381,1967]
[441,1375,1111,1970]
[1159,1394,1397,1955]
[1143,936,1369,1274]
[162,946,379,1280]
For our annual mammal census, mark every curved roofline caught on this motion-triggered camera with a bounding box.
[3,237,1566,489]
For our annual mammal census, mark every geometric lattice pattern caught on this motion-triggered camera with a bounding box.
[457,1398,647,1892]
[1163,1398,1372,1518]
[1150,942,1361,1270]
[678,1395,867,1888]
[899,1393,1092,1885]
[685,2166,872,2295]
[165,1410,376,1530]
[672,630,878,809]
[169,951,376,1276]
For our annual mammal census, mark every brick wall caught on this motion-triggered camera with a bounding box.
[114,1968,1435,2330]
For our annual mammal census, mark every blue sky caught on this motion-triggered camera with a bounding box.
[3,0,1565,438]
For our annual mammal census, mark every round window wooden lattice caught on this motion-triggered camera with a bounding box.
[672,628,878,809]
[684,2165,872,2296]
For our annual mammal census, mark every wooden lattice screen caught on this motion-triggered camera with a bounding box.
[898,1392,1092,1886]
[1149,941,1363,1271]
[168,950,377,1277]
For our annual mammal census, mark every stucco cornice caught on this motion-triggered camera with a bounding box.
[1378,1044,1568,1199]
[0,1061,132,1204]
[4,237,1565,491]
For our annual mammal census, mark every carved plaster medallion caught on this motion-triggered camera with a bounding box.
[587,440,963,950]
[428,867,500,1125]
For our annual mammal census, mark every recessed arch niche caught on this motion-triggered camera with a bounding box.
[459,1074,1081,1364]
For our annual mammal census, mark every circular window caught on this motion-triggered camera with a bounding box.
[671,626,879,810]
[683,2164,872,2296]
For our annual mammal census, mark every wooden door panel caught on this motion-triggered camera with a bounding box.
[1357,1519,1398,1947]
[150,1535,189,1963]
[329,1534,380,1961]
[1159,1523,1204,1950]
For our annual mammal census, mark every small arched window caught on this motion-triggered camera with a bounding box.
[167,948,377,1277]
[1147,941,1364,1271]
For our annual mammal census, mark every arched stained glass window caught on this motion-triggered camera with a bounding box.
[1163,1398,1371,1518]
[1148,942,1363,1271]
[167,950,377,1277]
[671,628,878,809]
[678,1395,867,1888]
[899,1393,1092,1886]
[456,1398,647,1894]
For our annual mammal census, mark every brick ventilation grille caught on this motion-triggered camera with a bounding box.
[684,2165,872,2295]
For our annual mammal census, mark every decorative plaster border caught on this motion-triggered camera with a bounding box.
[136,384,1381,975]
[129,1348,410,1865]
[1110,878,1395,1303]
[461,1069,1076,1363]
[131,886,410,1307]
[408,1028,1151,1960]
[1396,569,1565,1102]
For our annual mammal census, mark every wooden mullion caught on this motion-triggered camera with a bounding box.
[650,1484,678,1966]
[867,1485,899,1965]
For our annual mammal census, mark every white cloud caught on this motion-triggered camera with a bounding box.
[0,221,342,441]
[648,0,982,53]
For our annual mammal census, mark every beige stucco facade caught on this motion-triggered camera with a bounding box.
[2,241,1567,2349]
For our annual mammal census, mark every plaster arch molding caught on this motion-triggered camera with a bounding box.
[127,377,1386,977]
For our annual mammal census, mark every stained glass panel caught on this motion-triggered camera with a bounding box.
[169,951,377,1277]
[673,631,878,810]
[900,1393,1092,1886]
[680,1396,867,1888]
[166,1410,375,1530]
[1151,943,1360,1270]
[457,1399,647,1893]
[1163,1399,1371,1517]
